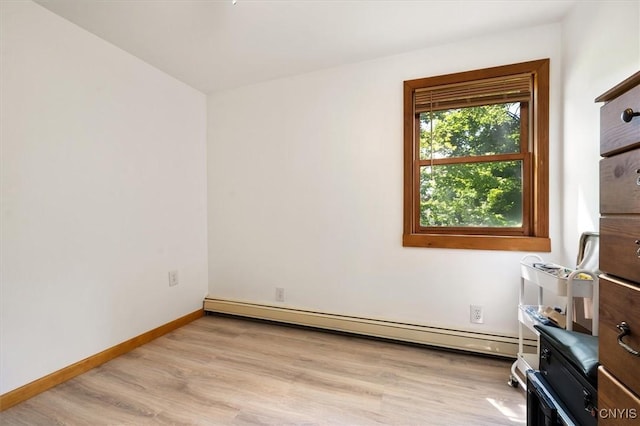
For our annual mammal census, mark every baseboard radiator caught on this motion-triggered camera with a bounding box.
[204,298,534,358]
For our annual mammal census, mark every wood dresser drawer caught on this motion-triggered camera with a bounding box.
[598,72,640,426]
[599,366,640,424]
[600,149,640,214]
[599,275,640,397]
[600,217,640,283]
[600,82,640,157]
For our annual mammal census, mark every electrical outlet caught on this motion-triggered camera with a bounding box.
[275,287,285,302]
[168,270,179,287]
[470,305,484,324]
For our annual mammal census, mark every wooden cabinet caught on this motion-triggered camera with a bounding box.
[600,82,640,156]
[597,71,640,423]
[600,218,640,283]
[598,367,640,425]
[600,149,640,214]
[599,276,640,395]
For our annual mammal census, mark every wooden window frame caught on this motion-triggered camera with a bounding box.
[403,60,550,252]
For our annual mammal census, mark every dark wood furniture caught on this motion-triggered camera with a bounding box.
[596,71,640,424]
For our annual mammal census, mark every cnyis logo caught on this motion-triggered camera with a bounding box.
[599,408,638,420]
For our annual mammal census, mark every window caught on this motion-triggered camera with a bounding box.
[403,59,550,251]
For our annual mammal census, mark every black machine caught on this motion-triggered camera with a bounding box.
[527,370,577,425]
[527,324,599,426]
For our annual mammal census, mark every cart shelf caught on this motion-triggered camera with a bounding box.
[509,254,598,390]
[520,259,595,298]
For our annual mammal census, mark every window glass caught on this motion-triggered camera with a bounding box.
[419,103,522,160]
[419,160,523,227]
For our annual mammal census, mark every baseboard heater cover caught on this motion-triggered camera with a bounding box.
[204,298,534,358]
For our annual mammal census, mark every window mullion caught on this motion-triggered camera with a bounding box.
[416,153,525,167]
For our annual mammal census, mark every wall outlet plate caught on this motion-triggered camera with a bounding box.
[169,270,179,287]
[275,287,285,302]
[470,305,484,324]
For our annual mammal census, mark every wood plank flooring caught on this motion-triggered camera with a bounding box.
[0,315,525,425]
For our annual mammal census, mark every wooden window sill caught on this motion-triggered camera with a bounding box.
[402,233,551,252]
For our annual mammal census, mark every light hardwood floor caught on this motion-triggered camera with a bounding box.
[0,315,526,425]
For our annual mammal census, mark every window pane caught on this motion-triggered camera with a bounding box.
[419,161,523,227]
[419,103,521,160]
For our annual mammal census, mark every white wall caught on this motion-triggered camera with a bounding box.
[207,24,565,337]
[560,0,640,260]
[208,0,640,340]
[0,1,208,394]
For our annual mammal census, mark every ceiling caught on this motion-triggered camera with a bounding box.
[34,0,577,94]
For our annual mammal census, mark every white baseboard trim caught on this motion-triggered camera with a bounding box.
[204,297,534,358]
